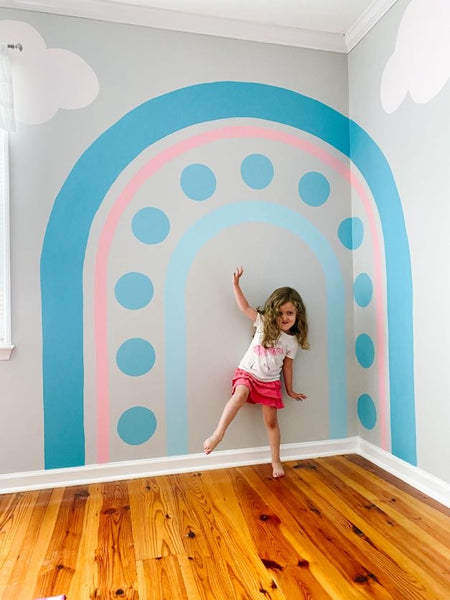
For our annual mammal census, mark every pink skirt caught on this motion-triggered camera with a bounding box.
[232,368,284,409]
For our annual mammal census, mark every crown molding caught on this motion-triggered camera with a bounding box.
[1,0,399,54]
[345,0,399,52]
[1,0,346,52]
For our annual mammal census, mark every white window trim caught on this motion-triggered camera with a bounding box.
[0,130,14,360]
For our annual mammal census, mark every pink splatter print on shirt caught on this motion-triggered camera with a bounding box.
[253,345,284,356]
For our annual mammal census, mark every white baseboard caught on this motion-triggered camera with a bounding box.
[356,438,450,508]
[0,437,357,494]
[0,436,448,508]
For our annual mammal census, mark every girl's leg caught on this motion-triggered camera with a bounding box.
[203,385,249,454]
[262,405,284,478]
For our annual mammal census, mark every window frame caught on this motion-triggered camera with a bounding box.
[0,129,13,359]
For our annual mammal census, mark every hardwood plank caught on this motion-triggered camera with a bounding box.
[284,462,429,599]
[347,454,450,514]
[183,468,284,599]
[136,556,191,600]
[94,480,139,599]
[0,490,41,600]
[66,483,104,599]
[169,471,289,599]
[31,485,89,599]
[2,487,64,600]
[226,467,334,599]
[243,464,401,599]
[322,455,450,548]
[128,476,185,560]
[286,458,449,599]
[309,457,450,577]
[165,472,238,599]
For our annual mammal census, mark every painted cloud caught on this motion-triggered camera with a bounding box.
[0,20,99,124]
[381,0,450,113]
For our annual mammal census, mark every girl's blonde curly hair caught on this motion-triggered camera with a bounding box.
[258,287,309,350]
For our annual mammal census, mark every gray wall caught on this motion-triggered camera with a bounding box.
[349,0,450,482]
[0,8,352,474]
[1,1,448,487]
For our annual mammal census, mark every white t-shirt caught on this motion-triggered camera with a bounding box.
[238,313,299,382]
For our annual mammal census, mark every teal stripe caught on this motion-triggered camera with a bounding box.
[350,122,416,464]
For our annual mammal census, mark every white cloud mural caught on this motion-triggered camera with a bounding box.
[0,20,99,124]
[381,0,450,113]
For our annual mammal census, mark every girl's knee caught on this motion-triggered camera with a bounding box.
[263,409,278,429]
[232,385,249,405]
[264,418,278,430]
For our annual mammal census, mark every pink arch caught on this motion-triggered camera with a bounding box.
[94,125,387,463]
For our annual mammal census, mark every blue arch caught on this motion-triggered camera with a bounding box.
[165,202,347,455]
[41,81,415,468]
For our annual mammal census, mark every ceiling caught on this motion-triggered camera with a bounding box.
[127,0,375,34]
[2,0,399,52]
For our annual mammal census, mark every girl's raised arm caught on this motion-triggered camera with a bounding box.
[232,267,258,321]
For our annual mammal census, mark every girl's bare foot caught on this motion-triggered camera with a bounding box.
[203,433,222,455]
[272,461,285,478]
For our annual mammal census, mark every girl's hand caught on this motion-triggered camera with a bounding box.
[233,266,244,285]
[288,391,307,402]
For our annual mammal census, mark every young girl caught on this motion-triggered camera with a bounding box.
[203,266,309,478]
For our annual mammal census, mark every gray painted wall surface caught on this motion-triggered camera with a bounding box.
[1,1,448,487]
[0,7,351,474]
[349,0,450,483]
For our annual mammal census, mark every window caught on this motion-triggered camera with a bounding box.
[0,129,13,359]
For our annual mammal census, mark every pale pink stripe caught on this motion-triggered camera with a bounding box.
[95,125,387,463]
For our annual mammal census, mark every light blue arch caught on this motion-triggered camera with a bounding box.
[41,81,415,468]
[165,201,347,455]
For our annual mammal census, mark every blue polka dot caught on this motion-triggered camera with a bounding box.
[241,154,274,189]
[298,171,330,206]
[354,273,373,307]
[117,406,157,445]
[338,217,364,249]
[358,394,377,430]
[181,164,216,201]
[132,207,170,244]
[115,272,154,310]
[355,334,375,368]
[116,338,155,376]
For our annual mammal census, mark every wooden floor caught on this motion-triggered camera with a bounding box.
[0,455,449,599]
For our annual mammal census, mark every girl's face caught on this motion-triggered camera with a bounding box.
[277,301,297,332]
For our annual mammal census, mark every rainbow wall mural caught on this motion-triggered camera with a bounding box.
[40,81,416,469]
